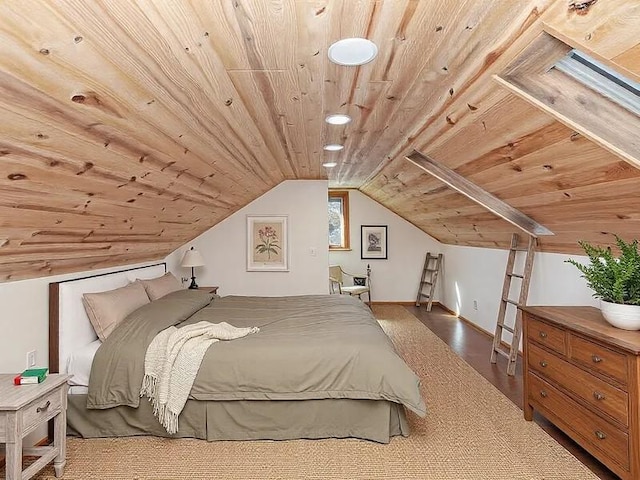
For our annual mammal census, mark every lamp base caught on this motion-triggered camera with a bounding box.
[188,266,198,289]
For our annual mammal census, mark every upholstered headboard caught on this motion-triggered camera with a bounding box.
[49,263,166,374]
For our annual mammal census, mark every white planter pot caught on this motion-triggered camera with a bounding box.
[600,300,640,330]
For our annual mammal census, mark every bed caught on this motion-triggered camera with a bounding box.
[49,264,425,443]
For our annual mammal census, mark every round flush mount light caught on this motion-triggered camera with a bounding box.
[322,162,338,168]
[325,114,352,125]
[328,38,378,66]
[323,144,344,151]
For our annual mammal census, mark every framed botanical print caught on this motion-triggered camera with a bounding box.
[361,225,388,260]
[247,215,289,271]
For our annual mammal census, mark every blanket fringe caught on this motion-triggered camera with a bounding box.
[162,409,179,435]
[140,374,157,399]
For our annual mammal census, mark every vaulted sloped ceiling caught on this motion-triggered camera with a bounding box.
[0,0,638,281]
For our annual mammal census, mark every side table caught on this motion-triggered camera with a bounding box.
[196,286,219,294]
[0,373,70,479]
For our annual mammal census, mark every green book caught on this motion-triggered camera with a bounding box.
[15,367,48,385]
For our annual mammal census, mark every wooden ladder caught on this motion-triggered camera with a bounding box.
[490,233,536,376]
[416,253,443,312]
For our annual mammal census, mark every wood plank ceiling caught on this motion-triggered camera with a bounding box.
[0,0,638,281]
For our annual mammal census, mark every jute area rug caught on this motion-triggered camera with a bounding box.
[29,305,597,480]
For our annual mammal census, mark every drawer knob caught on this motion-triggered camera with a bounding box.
[36,400,51,413]
[539,331,548,339]
[593,391,606,401]
[592,355,603,363]
[539,360,548,368]
[540,390,548,398]
[595,430,607,440]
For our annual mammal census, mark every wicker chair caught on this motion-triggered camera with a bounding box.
[329,264,371,307]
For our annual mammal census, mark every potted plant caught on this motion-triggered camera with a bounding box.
[567,235,640,330]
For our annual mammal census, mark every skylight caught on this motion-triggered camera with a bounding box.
[553,50,640,117]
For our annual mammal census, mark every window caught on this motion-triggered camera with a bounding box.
[553,49,640,116]
[328,190,350,250]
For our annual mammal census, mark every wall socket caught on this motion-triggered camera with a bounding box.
[473,300,478,311]
[181,277,189,284]
[26,350,37,368]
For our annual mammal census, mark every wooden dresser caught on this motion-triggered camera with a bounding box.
[522,306,640,480]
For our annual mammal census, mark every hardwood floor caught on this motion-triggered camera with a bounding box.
[407,304,619,480]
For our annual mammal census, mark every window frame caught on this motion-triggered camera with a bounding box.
[328,190,350,251]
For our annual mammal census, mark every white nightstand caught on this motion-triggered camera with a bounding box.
[0,373,70,479]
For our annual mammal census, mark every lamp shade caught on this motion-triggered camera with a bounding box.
[180,247,204,268]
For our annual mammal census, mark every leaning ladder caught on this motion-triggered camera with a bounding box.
[416,253,443,311]
[490,233,536,376]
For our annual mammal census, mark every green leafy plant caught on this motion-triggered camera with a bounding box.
[567,235,640,305]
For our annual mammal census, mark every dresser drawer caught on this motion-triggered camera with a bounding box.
[21,387,63,435]
[527,316,566,355]
[529,373,629,472]
[528,343,628,427]
[570,334,628,386]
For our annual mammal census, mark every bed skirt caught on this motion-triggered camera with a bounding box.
[67,394,410,444]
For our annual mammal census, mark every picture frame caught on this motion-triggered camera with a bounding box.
[361,225,388,260]
[247,215,289,271]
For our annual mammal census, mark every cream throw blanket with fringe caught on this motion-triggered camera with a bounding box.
[140,321,259,434]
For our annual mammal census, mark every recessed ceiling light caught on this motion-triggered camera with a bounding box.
[323,144,344,151]
[328,38,378,66]
[322,162,338,168]
[325,114,352,125]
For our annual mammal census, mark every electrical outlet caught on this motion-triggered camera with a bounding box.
[27,350,36,368]
[181,277,189,284]
[473,300,478,311]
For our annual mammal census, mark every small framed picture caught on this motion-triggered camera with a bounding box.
[247,215,289,271]
[361,225,387,260]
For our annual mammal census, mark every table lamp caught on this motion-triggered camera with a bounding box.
[180,247,205,289]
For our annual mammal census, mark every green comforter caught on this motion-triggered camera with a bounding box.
[87,291,426,417]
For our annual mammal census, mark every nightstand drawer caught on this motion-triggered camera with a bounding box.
[528,343,628,427]
[527,316,567,355]
[21,388,63,435]
[570,334,628,386]
[529,373,629,472]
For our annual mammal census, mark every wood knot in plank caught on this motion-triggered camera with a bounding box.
[543,165,553,171]
[467,103,477,111]
[224,98,233,106]
[435,26,443,32]
[8,173,27,181]
[74,36,83,43]
[76,162,94,175]
[445,115,455,125]
[39,48,50,55]
[568,0,597,15]
[36,133,49,139]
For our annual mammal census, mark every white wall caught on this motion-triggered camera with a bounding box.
[329,190,443,303]
[440,243,597,337]
[166,180,329,296]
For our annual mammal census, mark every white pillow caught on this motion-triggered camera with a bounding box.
[82,281,150,341]
[137,272,182,300]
